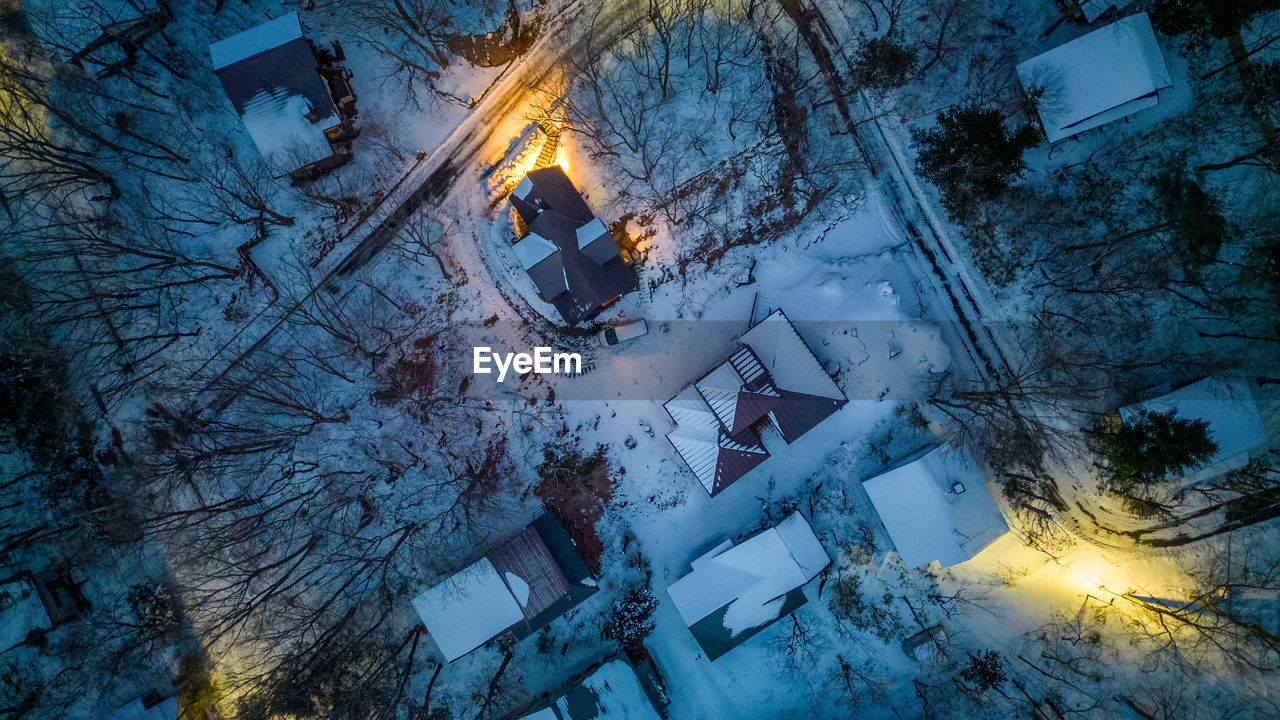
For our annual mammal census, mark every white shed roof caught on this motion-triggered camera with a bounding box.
[740,310,843,400]
[667,512,829,636]
[209,12,304,70]
[1119,375,1269,485]
[1016,13,1171,143]
[411,558,524,661]
[862,445,1008,568]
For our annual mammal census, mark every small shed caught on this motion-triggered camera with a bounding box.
[902,624,949,661]
[0,575,52,650]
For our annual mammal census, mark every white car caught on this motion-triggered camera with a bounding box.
[595,319,648,347]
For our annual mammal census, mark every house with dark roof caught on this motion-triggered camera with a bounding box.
[664,309,847,496]
[508,166,636,325]
[666,512,830,660]
[210,12,357,183]
[511,654,667,720]
[411,514,597,662]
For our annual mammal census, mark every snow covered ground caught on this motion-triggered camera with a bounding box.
[5,0,1280,718]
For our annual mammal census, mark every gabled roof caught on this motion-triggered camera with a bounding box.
[412,514,596,661]
[664,309,846,494]
[515,657,663,720]
[1016,12,1171,143]
[740,310,845,401]
[664,386,770,496]
[210,12,338,169]
[1119,375,1269,485]
[412,558,525,662]
[862,444,1008,568]
[667,512,829,660]
[507,167,634,324]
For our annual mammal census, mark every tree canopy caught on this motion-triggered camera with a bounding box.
[1150,170,1232,267]
[852,36,916,91]
[1097,409,1219,494]
[913,105,1039,221]
[1152,0,1280,41]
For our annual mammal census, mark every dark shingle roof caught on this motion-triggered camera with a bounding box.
[213,30,335,120]
[509,167,635,325]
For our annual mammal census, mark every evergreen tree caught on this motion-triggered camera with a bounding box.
[960,650,1006,692]
[1152,0,1280,41]
[913,105,1039,221]
[852,36,916,91]
[602,586,659,652]
[1097,409,1218,494]
[1150,170,1232,267]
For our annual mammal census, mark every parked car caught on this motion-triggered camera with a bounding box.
[595,319,648,347]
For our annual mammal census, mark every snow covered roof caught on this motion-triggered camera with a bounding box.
[0,576,52,650]
[412,515,595,661]
[412,557,525,662]
[210,12,339,171]
[239,92,336,169]
[740,310,845,402]
[209,12,304,70]
[516,658,663,720]
[862,444,1009,569]
[1119,375,1269,485]
[667,512,829,659]
[696,362,747,431]
[513,232,559,269]
[664,309,845,495]
[1016,13,1171,143]
[576,218,607,249]
[111,695,178,720]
